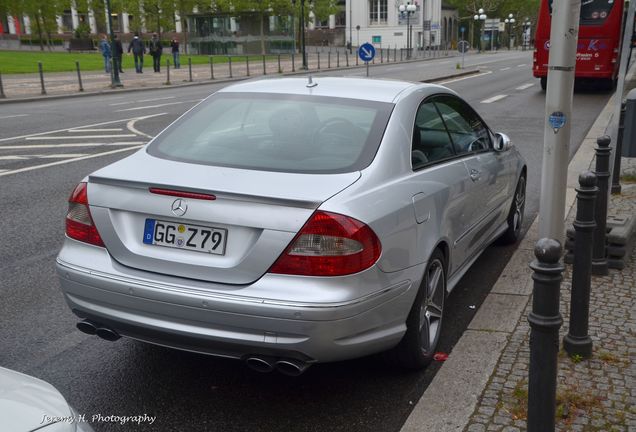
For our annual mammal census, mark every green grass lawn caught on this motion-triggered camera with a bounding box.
[0,50,282,74]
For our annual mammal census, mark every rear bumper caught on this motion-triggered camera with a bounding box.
[56,243,423,363]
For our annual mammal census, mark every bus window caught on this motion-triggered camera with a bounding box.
[548,0,615,23]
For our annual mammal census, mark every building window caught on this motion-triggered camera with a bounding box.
[369,0,387,25]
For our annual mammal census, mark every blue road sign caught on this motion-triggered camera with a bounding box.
[359,43,376,62]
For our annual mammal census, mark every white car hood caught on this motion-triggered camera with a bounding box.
[0,367,75,432]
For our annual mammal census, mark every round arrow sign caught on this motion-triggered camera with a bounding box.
[458,40,470,54]
[359,43,376,62]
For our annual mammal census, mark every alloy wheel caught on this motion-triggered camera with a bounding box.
[419,259,445,355]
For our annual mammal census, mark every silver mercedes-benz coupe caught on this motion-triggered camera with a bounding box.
[56,77,526,376]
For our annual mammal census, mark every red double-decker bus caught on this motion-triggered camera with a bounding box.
[533,0,625,90]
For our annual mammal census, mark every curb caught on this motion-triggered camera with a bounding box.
[0,54,466,105]
[400,75,627,431]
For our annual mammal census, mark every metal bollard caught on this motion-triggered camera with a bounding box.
[263,55,267,75]
[527,238,564,432]
[337,51,340,67]
[38,62,46,95]
[317,53,321,69]
[165,59,171,85]
[563,172,598,358]
[400,48,403,62]
[188,57,192,82]
[592,135,611,276]
[380,48,383,63]
[611,102,626,194]
[209,56,215,80]
[228,56,233,78]
[245,56,250,76]
[75,61,84,92]
[277,54,282,73]
[291,53,295,72]
[355,50,359,66]
[0,71,5,98]
[328,51,331,68]
[345,51,349,67]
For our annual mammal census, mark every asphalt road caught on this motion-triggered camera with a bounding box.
[0,50,610,432]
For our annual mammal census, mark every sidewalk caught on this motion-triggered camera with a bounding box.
[402,76,636,430]
[0,49,459,101]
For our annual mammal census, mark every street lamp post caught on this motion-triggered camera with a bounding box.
[349,0,353,54]
[399,2,417,59]
[523,19,532,51]
[473,9,486,53]
[504,14,515,49]
[292,0,312,69]
[105,0,122,87]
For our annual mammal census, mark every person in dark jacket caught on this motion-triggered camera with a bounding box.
[127,32,145,73]
[170,37,180,69]
[113,34,124,73]
[149,33,163,73]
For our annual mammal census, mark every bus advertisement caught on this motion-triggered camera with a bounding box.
[533,0,625,90]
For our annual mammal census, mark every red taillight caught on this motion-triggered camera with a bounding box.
[269,211,381,277]
[65,182,105,247]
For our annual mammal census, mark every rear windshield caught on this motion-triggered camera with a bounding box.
[548,0,615,24]
[147,92,394,174]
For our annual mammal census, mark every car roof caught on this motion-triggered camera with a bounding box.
[217,77,427,103]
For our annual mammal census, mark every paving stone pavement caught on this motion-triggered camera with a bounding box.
[463,158,636,432]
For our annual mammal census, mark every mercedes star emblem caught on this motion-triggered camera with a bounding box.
[171,199,188,217]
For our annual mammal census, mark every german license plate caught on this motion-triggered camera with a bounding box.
[143,219,227,255]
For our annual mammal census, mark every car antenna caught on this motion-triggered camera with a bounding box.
[306,75,318,88]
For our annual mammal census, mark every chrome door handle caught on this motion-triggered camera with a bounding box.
[470,169,481,181]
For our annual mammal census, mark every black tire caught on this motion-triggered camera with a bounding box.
[497,174,526,245]
[540,77,547,91]
[387,249,446,370]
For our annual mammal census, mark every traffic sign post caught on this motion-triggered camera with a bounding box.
[359,42,376,77]
[459,27,467,69]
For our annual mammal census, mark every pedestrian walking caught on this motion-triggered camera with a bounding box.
[113,34,124,73]
[99,34,112,74]
[149,33,163,73]
[127,32,146,73]
[170,37,180,69]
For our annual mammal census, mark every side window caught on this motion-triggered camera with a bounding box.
[412,100,455,169]
[433,95,491,155]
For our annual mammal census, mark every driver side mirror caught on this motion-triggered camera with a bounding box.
[494,133,513,152]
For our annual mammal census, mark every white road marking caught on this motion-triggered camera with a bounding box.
[516,83,535,90]
[68,128,123,132]
[0,169,8,173]
[26,134,137,140]
[0,113,166,144]
[517,64,527,67]
[0,142,146,149]
[127,118,154,139]
[0,146,143,177]
[437,71,493,84]
[0,114,30,120]
[0,155,28,160]
[500,67,511,71]
[109,96,176,106]
[115,99,203,112]
[481,94,508,104]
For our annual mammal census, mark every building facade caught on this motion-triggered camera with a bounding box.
[346,0,444,50]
